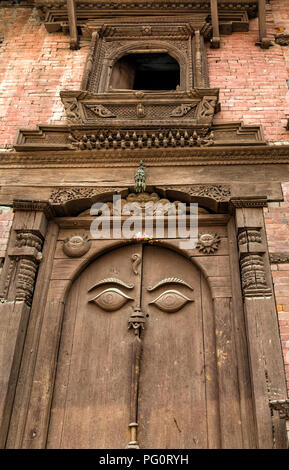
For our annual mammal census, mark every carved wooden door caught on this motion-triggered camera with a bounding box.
[47,243,219,449]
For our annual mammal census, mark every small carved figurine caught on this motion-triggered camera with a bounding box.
[196,232,221,254]
[63,233,91,258]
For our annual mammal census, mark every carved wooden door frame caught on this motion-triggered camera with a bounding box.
[0,192,287,448]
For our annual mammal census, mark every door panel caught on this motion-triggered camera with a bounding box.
[47,245,141,449]
[138,245,217,448]
[46,242,246,448]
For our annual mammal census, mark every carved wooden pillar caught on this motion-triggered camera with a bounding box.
[210,0,220,49]
[193,29,209,88]
[67,0,79,50]
[257,0,272,49]
[231,197,288,448]
[0,201,52,447]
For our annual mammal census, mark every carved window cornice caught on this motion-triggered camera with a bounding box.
[34,1,258,36]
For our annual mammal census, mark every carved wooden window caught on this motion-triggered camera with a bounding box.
[110,53,180,91]
[81,17,210,93]
[60,16,219,132]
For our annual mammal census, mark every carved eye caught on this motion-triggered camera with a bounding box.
[89,288,133,312]
[149,290,193,313]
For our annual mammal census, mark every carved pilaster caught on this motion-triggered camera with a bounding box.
[233,200,288,448]
[239,253,271,298]
[0,202,51,446]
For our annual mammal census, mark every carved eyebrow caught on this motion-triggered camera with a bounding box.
[147,278,194,292]
[88,278,134,292]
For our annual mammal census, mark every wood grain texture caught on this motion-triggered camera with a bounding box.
[6,222,59,448]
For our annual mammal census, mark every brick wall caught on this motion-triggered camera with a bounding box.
[1,4,289,145]
[0,7,87,147]
[207,1,289,143]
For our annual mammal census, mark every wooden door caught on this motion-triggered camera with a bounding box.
[47,243,219,448]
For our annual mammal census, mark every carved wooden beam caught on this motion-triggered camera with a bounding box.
[256,0,272,49]
[210,0,220,48]
[67,0,79,50]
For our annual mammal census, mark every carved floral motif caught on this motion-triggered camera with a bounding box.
[49,186,122,204]
[185,184,231,201]
[196,232,221,254]
[63,234,91,258]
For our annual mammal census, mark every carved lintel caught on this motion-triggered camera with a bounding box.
[174,184,231,202]
[13,200,53,219]
[49,186,124,205]
[230,197,267,209]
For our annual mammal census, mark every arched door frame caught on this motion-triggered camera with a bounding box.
[1,190,288,448]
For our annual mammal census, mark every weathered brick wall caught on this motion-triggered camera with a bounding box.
[1,4,289,145]
[0,7,87,147]
[207,1,289,143]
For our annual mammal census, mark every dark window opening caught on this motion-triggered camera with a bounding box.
[110,53,180,91]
